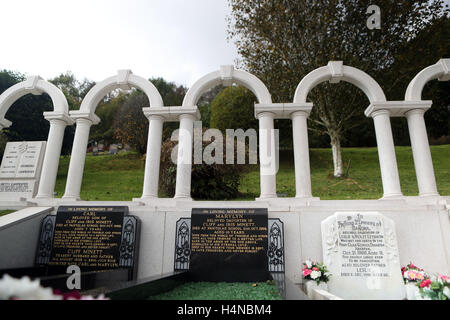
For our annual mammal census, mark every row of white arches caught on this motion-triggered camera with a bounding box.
[0,59,448,202]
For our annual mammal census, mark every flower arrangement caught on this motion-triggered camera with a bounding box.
[0,274,109,300]
[417,274,450,300]
[302,260,331,285]
[401,262,428,284]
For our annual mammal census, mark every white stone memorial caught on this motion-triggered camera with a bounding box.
[321,212,405,300]
[0,60,449,299]
[0,141,46,200]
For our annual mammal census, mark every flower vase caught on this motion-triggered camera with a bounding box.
[405,283,420,300]
[305,280,328,299]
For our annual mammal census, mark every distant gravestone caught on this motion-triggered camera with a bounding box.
[109,144,118,155]
[36,206,140,276]
[321,212,405,300]
[0,141,46,200]
[92,146,98,156]
[189,208,269,282]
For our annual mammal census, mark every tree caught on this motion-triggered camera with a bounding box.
[210,86,258,133]
[50,71,95,110]
[113,92,149,154]
[113,78,187,154]
[150,77,187,141]
[90,93,126,144]
[197,85,224,128]
[228,0,449,177]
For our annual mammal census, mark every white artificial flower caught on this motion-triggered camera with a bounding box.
[443,286,450,299]
[310,270,322,280]
[305,260,312,269]
[0,274,61,300]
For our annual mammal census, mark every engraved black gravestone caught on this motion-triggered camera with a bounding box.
[189,208,269,282]
[35,206,140,277]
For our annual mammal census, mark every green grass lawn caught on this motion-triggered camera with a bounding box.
[53,145,450,201]
[147,281,282,300]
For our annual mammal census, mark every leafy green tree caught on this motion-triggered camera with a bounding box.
[50,71,95,110]
[90,93,126,144]
[228,0,449,177]
[210,86,257,133]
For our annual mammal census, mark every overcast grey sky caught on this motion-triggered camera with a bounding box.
[0,0,238,87]
[1,1,449,87]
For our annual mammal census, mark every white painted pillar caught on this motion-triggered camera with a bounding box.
[142,115,164,199]
[174,114,195,199]
[35,118,67,198]
[405,109,439,196]
[62,118,93,200]
[371,109,403,198]
[291,111,312,198]
[257,112,277,198]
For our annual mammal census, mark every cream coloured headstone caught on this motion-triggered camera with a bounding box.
[321,212,405,300]
[0,141,46,200]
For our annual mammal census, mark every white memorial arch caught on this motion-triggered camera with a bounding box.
[403,59,450,197]
[0,61,448,203]
[179,66,276,199]
[294,61,402,199]
[61,70,164,201]
[0,76,73,199]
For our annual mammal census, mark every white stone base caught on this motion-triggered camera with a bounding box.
[0,196,449,300]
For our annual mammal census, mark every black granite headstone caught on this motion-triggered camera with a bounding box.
[35,206,140,275]
[189,208,269,282]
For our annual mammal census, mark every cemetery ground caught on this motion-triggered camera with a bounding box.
[48,144,450,201]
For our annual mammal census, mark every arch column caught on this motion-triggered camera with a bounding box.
[256,111,278,199]
[141,113,165,199]
[365,106,403,198]
[174,113,196,199]
[291,108,313,198]
[405,106,438,197]
[62,112,100,200]
[35,112,73,198]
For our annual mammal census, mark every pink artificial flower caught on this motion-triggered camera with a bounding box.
[405,270,417,280]
[313,267,319,271]
[438,274,450,283]
[303,269,312,276]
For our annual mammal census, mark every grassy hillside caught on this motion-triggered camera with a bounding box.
[53,145,450,201]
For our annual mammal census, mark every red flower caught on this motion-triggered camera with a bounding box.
[419,279,431,288]
[303,269,312,276]
[313,267,319,271]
